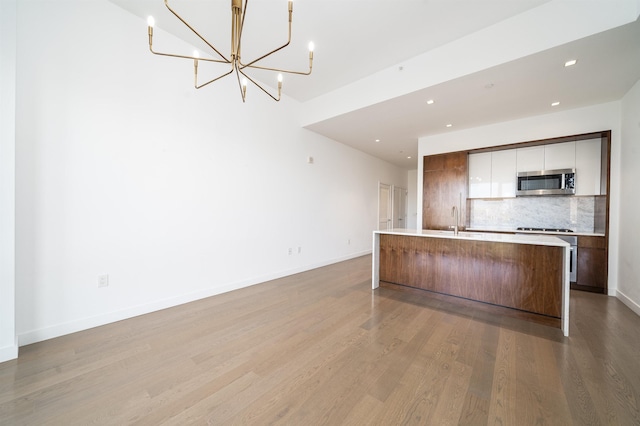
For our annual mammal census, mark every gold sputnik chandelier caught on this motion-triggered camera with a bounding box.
[147,0,314,102]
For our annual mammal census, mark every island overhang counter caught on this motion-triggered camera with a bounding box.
[372,229,570,336]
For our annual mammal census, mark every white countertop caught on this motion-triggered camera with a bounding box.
[375,228,570,247]
[466,227,605,237]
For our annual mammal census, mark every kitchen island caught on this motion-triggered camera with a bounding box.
[372,229,570,336]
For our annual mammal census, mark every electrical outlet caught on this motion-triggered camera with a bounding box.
[98,274,109,288]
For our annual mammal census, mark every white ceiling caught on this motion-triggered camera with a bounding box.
[110,0,640,169]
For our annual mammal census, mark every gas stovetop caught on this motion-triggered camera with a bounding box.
[517,227,574,233]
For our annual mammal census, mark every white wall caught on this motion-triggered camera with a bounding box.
[0,0,18,362]
[406,170,418,229]
[418,101,623,296]
[13,0,406,346]
[618,80,640,314]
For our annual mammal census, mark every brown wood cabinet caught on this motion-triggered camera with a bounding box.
[422,151,468,230]
[575,236,607,293]
[378,233,563,318]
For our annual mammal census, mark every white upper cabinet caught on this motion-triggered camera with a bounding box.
[575,138,602,196]
[491,149,517,198]
[468,152,491,198]
[516,146,545,172]
[544,141,576,170]
[470,139,601,198]
[469,150,516,198]
[517,142,576,172]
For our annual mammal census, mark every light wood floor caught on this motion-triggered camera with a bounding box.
[2,255,640,425]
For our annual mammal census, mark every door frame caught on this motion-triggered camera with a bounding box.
[378,182,408,231]
[378,182,392,230]
[393,186,408,229]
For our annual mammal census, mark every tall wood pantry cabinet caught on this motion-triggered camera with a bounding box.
[422,152,468,230]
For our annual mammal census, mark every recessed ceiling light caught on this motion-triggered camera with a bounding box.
[564,59,577,67]
[485,83,494,89]
[426,99,434,105]
[407,156,412,159]
[375,139,380,142]
[551,101,560,107]
[446,124,453,128]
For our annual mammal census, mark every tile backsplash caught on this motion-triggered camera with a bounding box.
[469,196,596,233]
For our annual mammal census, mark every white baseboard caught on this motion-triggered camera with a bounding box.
[616,289,640,317]
[18,250,372,347]
[0,339,18,363]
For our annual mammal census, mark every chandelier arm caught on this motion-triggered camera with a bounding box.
[195,67,235,90]
[164,0,229,63]
[150,47,229,64]
[239,70,281,102]
[239,0,293,69]
[234,67,247,103]
[243,63,312,76]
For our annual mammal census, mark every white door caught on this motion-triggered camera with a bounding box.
[393,186,407,228]
[378,183,392,230]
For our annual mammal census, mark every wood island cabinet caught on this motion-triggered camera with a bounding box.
[422,151,468,230]
[373,231,570,334]
[576,235,607,293]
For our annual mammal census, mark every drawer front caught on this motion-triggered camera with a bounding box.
[578,236,606,249]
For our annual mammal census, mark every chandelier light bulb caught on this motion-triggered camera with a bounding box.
[193,50,199,58]
[147,16,155,27]
[308,41,315,52]
[242,78,248,88]
[278,73,283,83]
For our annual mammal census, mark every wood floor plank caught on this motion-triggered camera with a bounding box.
[258,298,417,424]
[566,319,622,424]
[340,394,386,426]
[457,321,498,425]
[530,336,574,423]
[514,331,564,425]
[1,255,640,425]
[163,371,260,426]
[231,328,371,424]
[553,338,602,425]
[487,328,517,425]
[429,360,472,425]
[367,309,443,403]
[371,314,461,424]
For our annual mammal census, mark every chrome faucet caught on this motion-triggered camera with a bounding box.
[450,206,459,235]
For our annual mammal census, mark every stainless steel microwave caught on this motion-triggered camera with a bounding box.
[516,168,576,196]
